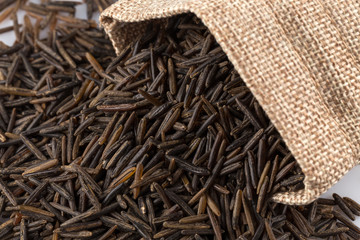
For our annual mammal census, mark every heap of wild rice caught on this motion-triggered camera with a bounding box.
[0,1,359,239]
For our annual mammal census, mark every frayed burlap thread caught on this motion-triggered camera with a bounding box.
[100,0,360,205]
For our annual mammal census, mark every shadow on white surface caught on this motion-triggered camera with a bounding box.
[320,165,360,226]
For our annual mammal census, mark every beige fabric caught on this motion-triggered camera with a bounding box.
[100,0,360,205]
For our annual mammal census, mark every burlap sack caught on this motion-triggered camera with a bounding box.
[100,0,360,205]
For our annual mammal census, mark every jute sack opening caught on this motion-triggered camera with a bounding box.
[100,0,360,205]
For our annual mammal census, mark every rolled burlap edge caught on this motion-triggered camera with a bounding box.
[100,0,359,205]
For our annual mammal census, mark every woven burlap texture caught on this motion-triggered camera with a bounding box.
[100,0,360,205]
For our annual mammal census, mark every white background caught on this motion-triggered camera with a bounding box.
[1,0,360,226]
